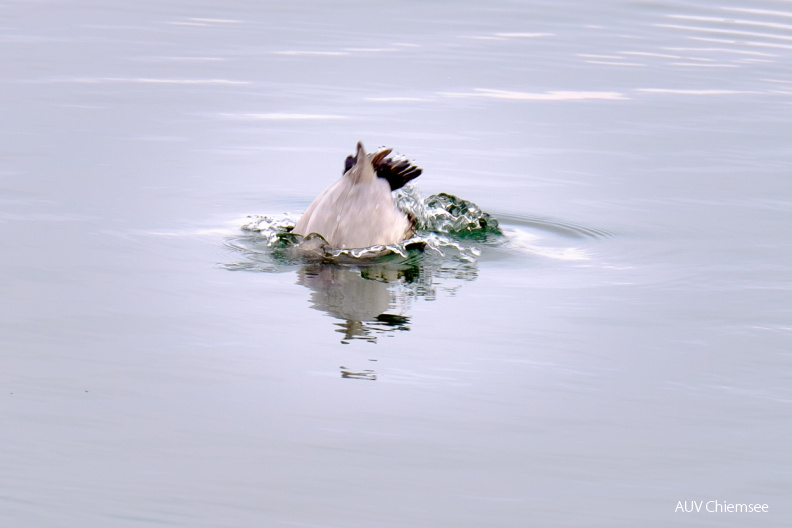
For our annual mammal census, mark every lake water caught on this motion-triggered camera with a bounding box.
[2,0,791,526]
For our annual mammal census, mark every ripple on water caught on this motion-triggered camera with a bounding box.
[221,187,612,344]
[494,212,616,240]
[222,186,612,271]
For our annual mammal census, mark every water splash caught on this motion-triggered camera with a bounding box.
[395,186,502,242]
[227,185,502,271]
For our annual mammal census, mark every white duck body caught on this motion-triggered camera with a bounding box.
[293,142,413,249]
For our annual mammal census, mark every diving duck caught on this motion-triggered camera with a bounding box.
[292,142,422,249]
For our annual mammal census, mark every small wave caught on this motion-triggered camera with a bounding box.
[494,212,615,240]
[502,228,590,261]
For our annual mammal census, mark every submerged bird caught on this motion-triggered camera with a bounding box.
[292,142,422,249]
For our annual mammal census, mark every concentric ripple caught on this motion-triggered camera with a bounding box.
[494,212,615,240]
[221,184,614,276]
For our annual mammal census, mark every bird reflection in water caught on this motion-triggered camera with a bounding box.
[295,255,446,380]
[222,175,497,381]
[296,259,422,344]
[223,223,482,379]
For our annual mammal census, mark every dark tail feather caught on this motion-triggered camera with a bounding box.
[343,146,423,191]
[375,157,422,191]
[344,155,355,174]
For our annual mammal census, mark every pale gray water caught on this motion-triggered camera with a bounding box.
[2,0,792,526]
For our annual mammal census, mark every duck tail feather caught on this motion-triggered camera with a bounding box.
[374,152,422,191]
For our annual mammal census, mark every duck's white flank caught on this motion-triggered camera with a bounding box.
[292,142,413,249]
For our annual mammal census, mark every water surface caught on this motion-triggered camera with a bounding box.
[2,0,791,526]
